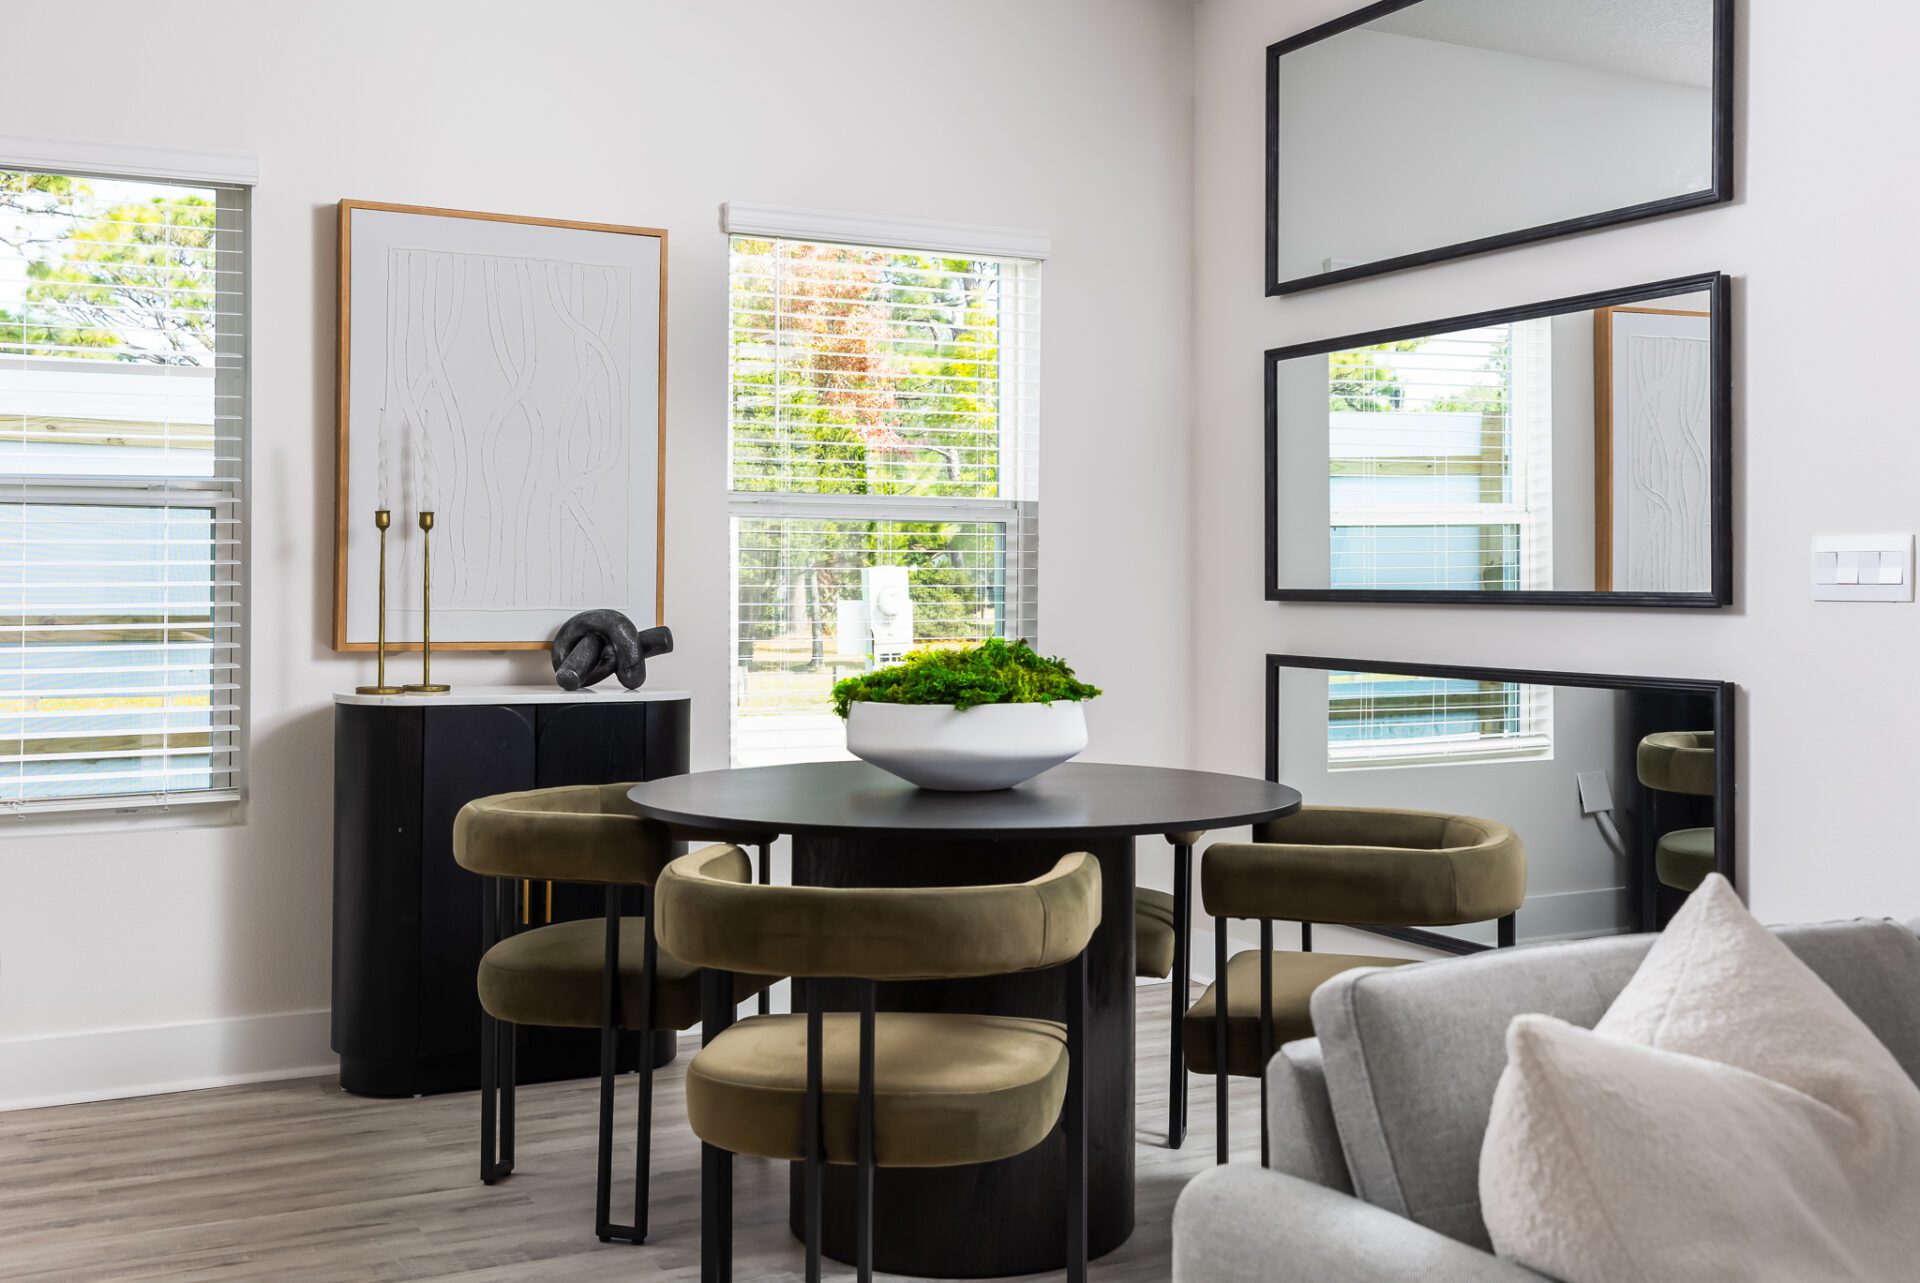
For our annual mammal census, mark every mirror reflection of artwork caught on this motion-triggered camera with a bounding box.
[1269,655,1733,947]
[1596,304,1713,592]
[1266,274,1727,605]
[1267,0,1731,292]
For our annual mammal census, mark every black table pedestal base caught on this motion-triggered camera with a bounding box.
[788,832,1136,1279]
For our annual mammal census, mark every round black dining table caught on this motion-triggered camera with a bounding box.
[628,760,1302,1278]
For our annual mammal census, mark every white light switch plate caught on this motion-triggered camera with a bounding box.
[1576,770,1614,815]
[1812,533,1914,601]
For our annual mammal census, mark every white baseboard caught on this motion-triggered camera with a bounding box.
[0,1008,333,1113]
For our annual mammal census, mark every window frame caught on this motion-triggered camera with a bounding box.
[0,139,254,817]
[720,208,1046,766]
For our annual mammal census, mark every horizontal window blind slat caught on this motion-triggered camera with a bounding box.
[3,747,238,767]
[0,764,231,788]
[0,682,236,697]
[0,703,241,721]
[0,787,239,816]
[0,578,239,589]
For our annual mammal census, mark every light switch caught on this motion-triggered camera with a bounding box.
[1813,534,1915,602]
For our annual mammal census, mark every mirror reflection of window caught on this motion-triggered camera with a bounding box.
[1268,275,1724,602]
[1327,669,1553,770]
[1327,319,1552,591]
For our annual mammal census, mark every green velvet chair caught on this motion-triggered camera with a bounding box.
[1636,730,1716,893]
[1186,805,1527,1165]
[655,843,1102,1283]
[1135,829,1204,1149]
[669,823,780,1014]
[452,785,774,1245]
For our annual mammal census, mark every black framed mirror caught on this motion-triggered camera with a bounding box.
[1266,0,1733,295]
[1267,653,1735,952]
[1266,272,1730,607]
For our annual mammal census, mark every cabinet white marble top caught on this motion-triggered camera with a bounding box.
[334,685,691,708]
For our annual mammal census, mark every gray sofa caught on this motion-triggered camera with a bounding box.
[1172,916,1920,1282]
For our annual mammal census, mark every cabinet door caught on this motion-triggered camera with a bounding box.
[332,705,424,1062]
[534,702,650,788]
[534,701,651,926]
[644,698,690,780]
[418,705,537,1060]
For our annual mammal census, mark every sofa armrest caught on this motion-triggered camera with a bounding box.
[1173,1165,1554,1283]
[1267,1039,1352,1192]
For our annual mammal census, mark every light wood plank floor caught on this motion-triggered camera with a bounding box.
[0,984,1263,1281]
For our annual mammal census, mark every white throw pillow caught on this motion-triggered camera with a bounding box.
[1478,874,1920,1283]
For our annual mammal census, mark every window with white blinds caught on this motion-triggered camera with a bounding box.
[1328,319,1552,592]
[726,229,1040,765]
[0,167,246,813]
[1327,670,1552,769]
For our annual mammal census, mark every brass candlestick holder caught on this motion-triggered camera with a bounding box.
[403,510,451,694]
[356,510,405,695]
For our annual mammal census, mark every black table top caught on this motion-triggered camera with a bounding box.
[627,761,1302,839]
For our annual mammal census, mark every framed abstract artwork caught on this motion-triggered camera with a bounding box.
[333,201,666,650]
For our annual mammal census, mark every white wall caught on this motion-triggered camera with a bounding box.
[0,0,1197,1102]
[1196,0,1920,939]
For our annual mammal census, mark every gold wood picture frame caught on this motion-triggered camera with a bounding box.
[333,200,667,651]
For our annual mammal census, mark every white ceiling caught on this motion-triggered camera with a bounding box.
[1370,0,1714,88]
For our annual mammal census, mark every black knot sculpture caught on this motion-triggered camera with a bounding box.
[550,610,673,691]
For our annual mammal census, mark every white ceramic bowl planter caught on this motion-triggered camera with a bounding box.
[845,700,1089,791]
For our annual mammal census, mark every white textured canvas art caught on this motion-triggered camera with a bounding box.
[337,205,663,648]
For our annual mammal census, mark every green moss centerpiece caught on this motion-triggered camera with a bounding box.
[834,639,1102,791]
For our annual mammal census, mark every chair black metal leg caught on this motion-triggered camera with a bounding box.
[633,886,658,1243]
[856,981,876,1283]
[757,842,773,1015]
[1300,920,1313,952]
[1065,951,1089,1283]
[1639,793,1661,931]
[699,1142,733,1283]
[1215,916,1229,1165]
[1259,919,1274,1170]
[804,988,824,1283]
[594,889,623,1242]
[500,1023,516,1174]
[499,880,516,1172]
[480,1008,501,1184]
[479,878,513,1185]
[1168,841,1191,1149]
[701,969,738,1283]
[1498,912,1517,948]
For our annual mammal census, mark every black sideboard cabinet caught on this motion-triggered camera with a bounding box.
[331,687,692,1097]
